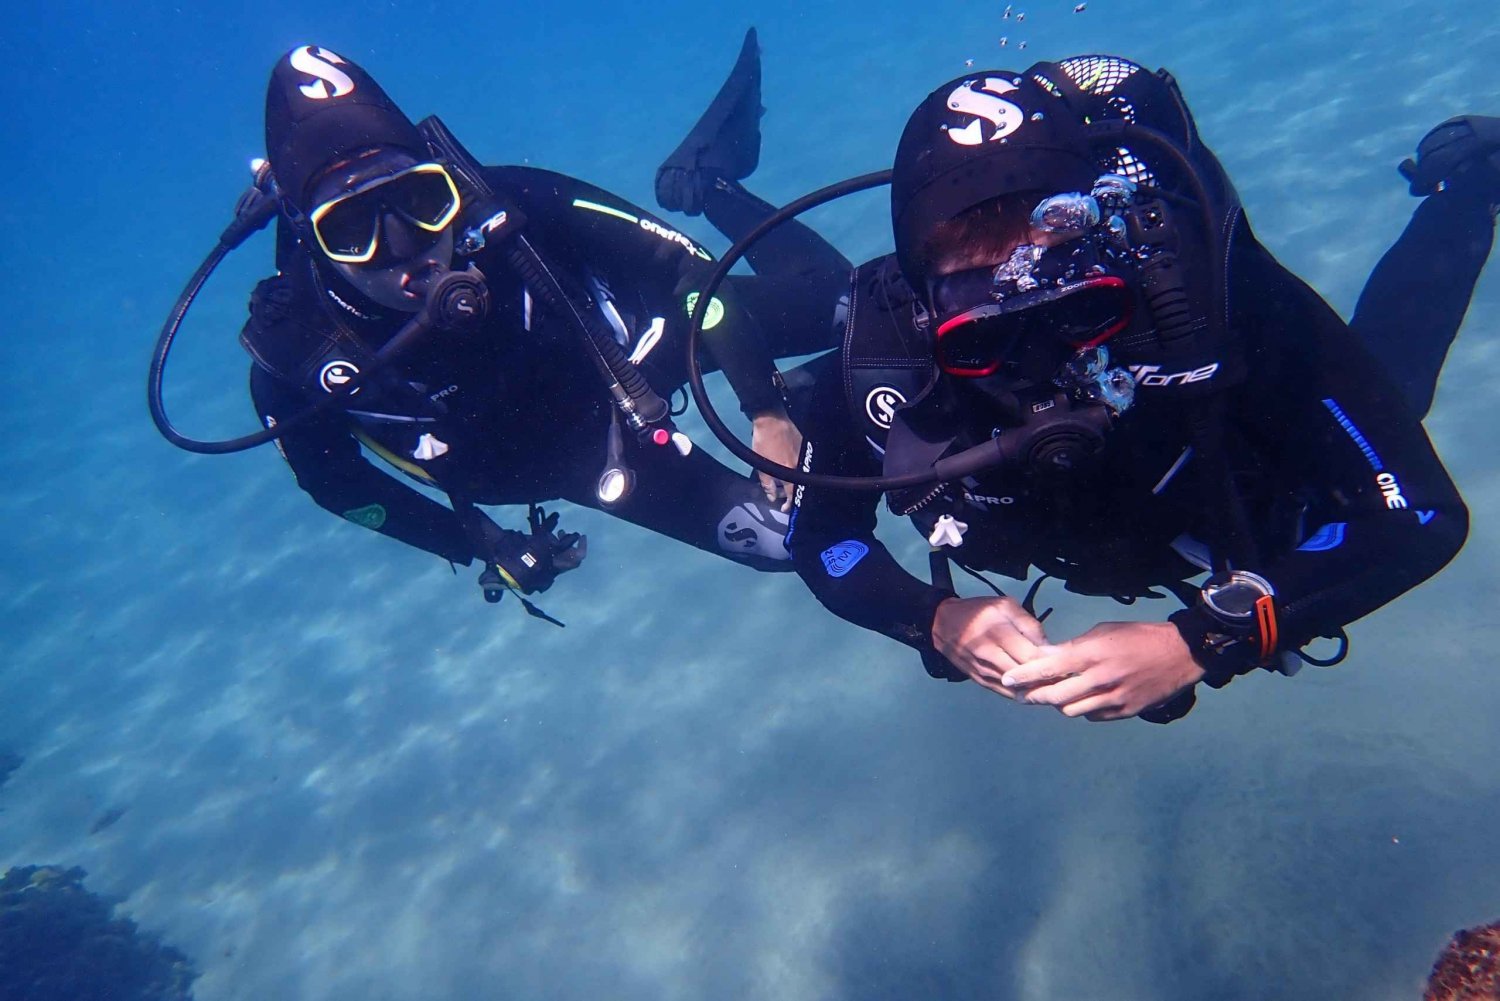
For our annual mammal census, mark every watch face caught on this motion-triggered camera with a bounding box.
[1204,582,1260,619]
[1202,571,1274,622]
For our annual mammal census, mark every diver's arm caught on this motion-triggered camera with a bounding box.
[787,475,953,651]
[672,262,788,418]
[785,379,953,651]
[1008,248,1469,718]
[249,367,475,565]
[786,428,1046,694]
[1198,244,1469,664]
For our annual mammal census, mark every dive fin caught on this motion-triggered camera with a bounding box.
[1399,115,1500,198]
[655,27,764,216]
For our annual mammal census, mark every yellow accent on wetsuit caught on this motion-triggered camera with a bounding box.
[353,430,438,484]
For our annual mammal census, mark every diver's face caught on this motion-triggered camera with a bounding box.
[926,220,1134,395]
[307,148,457,313]
[925,221,1074,388]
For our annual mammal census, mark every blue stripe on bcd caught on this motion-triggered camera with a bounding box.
[1321,398,1384,472]
[1297,522,1347,552]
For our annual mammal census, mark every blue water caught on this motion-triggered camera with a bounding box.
[2,2,1498,999]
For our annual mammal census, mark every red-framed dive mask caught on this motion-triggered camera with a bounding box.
[927,183,1142,379]
[931,260,1135,379]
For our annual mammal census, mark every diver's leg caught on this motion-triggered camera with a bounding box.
[726,270,848,360]
[655,26,853,279]
[1352,117,1499,418]
[656,28,762,217]
[1352,190,1494,418]
[704,181,853,278]
[565,446,793,572]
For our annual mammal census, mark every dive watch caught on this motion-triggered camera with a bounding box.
[1200,570,1277,643]
[1170,570,1295,686]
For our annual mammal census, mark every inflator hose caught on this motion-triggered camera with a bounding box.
[502,235,671,431]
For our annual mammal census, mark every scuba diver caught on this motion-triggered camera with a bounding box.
[149,37,850,620]
[690,56,1493,722]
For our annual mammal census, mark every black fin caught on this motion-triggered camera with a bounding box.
[1400,115,1500,198]
[655,28,764,216]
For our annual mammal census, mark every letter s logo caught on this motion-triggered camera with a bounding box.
[318,359,361,394]
[864,386,908,430]
[945,78,1025,146]
[290,46,355,100]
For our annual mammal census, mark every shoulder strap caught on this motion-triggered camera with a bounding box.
[841,255,940,446]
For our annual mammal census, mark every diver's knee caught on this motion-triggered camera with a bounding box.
[716,497,792,564]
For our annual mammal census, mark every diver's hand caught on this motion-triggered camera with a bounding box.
[528,506,587,576]
[475,507,586,600]
[750,410,803,512]
[999,620,1205,722]
[931,596,1049,699]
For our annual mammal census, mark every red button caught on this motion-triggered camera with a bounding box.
[652,429,670,446]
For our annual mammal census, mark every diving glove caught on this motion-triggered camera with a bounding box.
[475,506,587,601]
[1399,115,1500,197]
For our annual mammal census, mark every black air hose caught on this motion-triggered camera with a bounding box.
[502,235,669,430]
[1137,252,1197,349]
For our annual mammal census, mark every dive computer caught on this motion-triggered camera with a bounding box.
[1170,570,1297,686]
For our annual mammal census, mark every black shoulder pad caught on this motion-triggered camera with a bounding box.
[842,255,939,445]
[240,273,345,385]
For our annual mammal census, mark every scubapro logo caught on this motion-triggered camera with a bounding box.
[945,78,1026,146]
[820,540,870,578]
[964,491,1016,508]
[717,503,791,560]
[318,360,361,395]
[290,46,355,100]
[864,386,907,430]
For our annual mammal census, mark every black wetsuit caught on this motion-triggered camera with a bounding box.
[244,167,846,571]
[786,187,1489,675]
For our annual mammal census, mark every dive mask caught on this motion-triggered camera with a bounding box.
[930,246,1134,378]
[309,161,462,264]
[929,182,1139,379]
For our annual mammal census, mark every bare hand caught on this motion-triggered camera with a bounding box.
[999,620,1205,721]
[931,596,1050,699]
[750,410,803,512]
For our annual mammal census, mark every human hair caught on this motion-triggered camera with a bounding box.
[920,191,1047,278]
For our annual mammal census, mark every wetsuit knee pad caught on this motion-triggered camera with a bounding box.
[716,497,793,569]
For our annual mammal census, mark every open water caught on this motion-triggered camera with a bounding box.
[1,1,1498,998]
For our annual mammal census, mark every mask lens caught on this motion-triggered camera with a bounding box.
[1046,278,1134,347]
[383,167,461,229]
[936,277,1133,378]
[936,306,1021,377]
[314,191,383,261]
